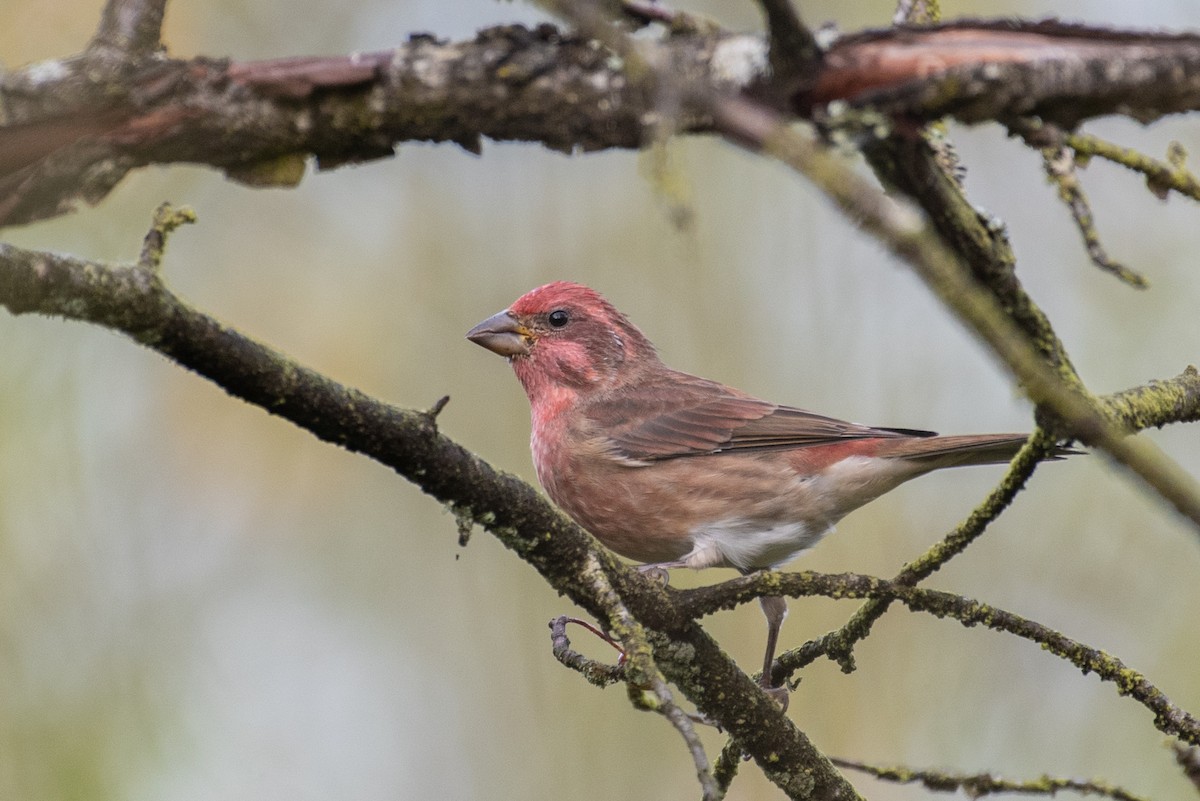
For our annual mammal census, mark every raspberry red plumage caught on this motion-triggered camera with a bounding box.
[469,281,1031,571]
[468,282,1061,700]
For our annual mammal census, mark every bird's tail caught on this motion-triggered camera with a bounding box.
[873,433,1075,469]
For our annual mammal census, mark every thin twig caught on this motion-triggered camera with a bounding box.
[138,202,196,271]
[1040,141,1148,288]
[1064,131,1200,203]
[548,616,626,688]
[831,757,1149,801]
[579,556,720,801]
[713,737,743,796]
[1012,117,1200,251]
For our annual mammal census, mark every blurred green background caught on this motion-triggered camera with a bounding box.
[2,1,1198,799]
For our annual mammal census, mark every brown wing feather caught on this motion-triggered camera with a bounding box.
[586,369,935,461]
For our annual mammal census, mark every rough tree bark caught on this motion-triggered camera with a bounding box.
[1,1,1198,799]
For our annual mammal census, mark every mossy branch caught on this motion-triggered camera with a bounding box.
[0,207,858,801]
[707,95,1200,539]
[829,758,1149,801]
[676,571,1200,746]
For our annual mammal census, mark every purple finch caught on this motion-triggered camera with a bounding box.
[468,281,1053,699]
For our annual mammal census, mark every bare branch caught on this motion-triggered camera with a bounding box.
[88,0,167,57]
[780,430,1056,675]
[1040,141,1148,288]
[579,561,721,801]
[0,25,762,227]
[8,19,1200,227]
[548,616,626,687]
[677,572,1200,746]
[707,94,1200,540]
[830,758,1149,801]
[0,211,859,801]
[805,21,1200,128]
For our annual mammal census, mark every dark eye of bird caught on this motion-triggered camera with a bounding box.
[548,309,569,328]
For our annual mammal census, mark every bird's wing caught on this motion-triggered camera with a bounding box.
[587,370,934,461]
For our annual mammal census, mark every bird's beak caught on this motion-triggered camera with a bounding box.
[466,310,532,358]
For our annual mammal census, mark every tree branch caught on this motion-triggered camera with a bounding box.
[780,429,1057,675]
[579,558,720,801]
[0,210,860,801]
[676,571,1200,746]
[829,758,1149,801]
[7,19,1200,226]
[548,616,626,688]
[88,0,168,57]
[707,94,1200,538]
[1040,139,1147,288]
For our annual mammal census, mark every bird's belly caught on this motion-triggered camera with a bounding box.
[686,518,833,571]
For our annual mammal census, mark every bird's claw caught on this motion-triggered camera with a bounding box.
[761,681,790,712]
[637,564,672,586]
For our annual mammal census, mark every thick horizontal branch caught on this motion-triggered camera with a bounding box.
[0,224,855,801]
[0,25,762,226]
[805,21,1200,127]
[6,17,1200,226]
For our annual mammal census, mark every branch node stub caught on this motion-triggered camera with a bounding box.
[426,394,451,424]
[452,505,474,548]
[138,202,196,272]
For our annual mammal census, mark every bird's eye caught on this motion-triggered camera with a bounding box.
[548,309,570,328]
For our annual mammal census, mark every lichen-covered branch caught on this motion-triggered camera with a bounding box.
[707,94,1200,539]
[578,557,721,801]
[1040,140,1147,288]
[548,616,626,688]
[775,366,1200,677]
[0,212,859,801]
[778,429,1057,676]
[829,758,1149,801]
[676,571,1200,746]
[0,25,755,227]
[7,16,1200,226]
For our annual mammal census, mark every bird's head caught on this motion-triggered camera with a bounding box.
[467,281,658,399]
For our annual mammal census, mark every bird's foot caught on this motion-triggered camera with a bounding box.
[636,563,673,586]
[760,681,790,712]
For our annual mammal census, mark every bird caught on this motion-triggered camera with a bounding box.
[467,281,1059,704]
